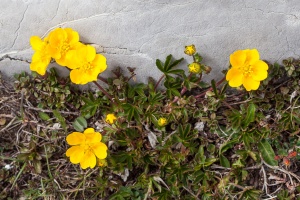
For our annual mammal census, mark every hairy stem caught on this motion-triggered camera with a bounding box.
[97,75,108,84]
[93,81,116,105]
[154,75,165,91]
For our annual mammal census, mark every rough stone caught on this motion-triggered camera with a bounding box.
[1,0,300,83]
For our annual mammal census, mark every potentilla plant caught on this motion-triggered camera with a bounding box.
[24,27,300,199]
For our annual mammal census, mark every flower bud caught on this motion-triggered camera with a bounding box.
[158,117,167,126]
[105,113,117,124]
[184,45,196,56]
[204,65,212,74]
[188,62,201,73]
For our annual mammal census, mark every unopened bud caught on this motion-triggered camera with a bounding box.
[188,62,201,73]
[184,45,196,56]
[204,65,212,74]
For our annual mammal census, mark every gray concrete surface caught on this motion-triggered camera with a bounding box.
[1,0,300,84]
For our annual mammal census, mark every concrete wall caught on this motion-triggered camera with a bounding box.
[1,0,300,83]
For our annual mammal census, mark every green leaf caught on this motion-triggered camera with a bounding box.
[53,110,67,131]
[194,53,202,62]
[211,79,219,98]
[80,95,101,118]
[220,154,230,168]
[72,116,87,132]
[166,57,184,71]
[33,160,42,174]
[219,137,239,155]
[242,133,255,149]
[38,112,50,121]
[148,92,165,105]
[167,69,185,76]
[242,103,256,128]
[203,158,218,167]
[156,59,164,72]
[258,139,278,166]
[122,103,141,122]
[164,54,173,71]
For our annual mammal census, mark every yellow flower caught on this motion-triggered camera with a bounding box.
[226,49,268,91]
[184,45,196,56]
[158,117,167,126]
[188,62,201,73]
[67,44,107,84]
[105,114,117,124]
[47,27,81,66]
[29,36,52,75]
[66,128,108,169]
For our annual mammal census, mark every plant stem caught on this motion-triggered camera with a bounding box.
[180,73,193,96]
[97,75,108,84]
[93,81,116,105]
[195,76,226,99]
[154,75,165,91]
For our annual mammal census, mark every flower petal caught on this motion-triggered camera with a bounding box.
[252,60,268,71]
[80,150,96,169]
[65,50,79,69]
[251,60,268,81]
[230,50,246,68]
[70,69,85,84]
[92,54,107,73]
[242,76,260,91]
[85,45,96,62]
[49,28,67,46]
[245,49,260,65]
[30,36,44,51]
[65,28,79,45]
[66,132,85,145]
[84,128,95,134]
[66,146,85,164]
[84,128,102,143]
[226,68,243,87]
[91,142,108,159]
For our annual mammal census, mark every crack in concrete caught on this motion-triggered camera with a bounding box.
[15,5,29,35]
[243,4,300,20]
[42,9,134,38]
[0,54,30,64]
[11,5,29,49]
[51,0,62,21]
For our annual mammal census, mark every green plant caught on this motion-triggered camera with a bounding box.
[2,37,300,199]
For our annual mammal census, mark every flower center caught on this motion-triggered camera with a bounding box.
[82,62,93,72]
[241,63,253,77]
[81,143,92,151]
[60,42,70,55]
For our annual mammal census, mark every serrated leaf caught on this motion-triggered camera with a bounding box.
[72,116,87,132]
[156,59,164,72]
[164,54,173,71]
[122,104,141,122]
[167,69,185,75]
[258,139,278,166]
[166,57,184,71]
